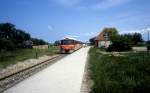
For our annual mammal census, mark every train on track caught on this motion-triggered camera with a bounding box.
[60,37,83,53]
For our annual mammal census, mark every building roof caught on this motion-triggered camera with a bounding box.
[63,36,77,41]
[62,36,81,42]
[95,31,109,41]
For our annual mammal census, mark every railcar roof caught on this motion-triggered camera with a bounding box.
[62,37,78,41]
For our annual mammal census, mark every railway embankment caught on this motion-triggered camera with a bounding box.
[0,55,59,79]
[2,47,89,93]
[0,54,65,92]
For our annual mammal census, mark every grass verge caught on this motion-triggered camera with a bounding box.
[0,46,59,68]
[89,47,150,93]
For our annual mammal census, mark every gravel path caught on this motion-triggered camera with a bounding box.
[80,53,93,93]
[3,47,90,93]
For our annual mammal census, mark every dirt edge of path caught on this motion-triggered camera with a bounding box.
[80,54,93,93]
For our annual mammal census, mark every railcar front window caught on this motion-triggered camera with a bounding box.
[61,40,74,45]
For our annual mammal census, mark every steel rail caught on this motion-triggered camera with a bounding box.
[0,55,65,81]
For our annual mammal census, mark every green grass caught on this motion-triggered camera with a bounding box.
[89,47,150,93]
[0,46,59,68]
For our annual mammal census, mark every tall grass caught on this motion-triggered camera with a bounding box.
[0,46,59,68]
[89,47,150,93]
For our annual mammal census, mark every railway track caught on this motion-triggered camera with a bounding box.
[0,54,67,92]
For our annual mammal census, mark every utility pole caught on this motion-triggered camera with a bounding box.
[147,29,150,55]
[148,30,149,42]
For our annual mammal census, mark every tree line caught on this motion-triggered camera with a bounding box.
[89,28,144,51]
[0,23,48,51]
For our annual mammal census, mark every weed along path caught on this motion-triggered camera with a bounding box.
[3,47,90,93]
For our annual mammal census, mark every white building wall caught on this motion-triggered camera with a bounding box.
[98,41,111,48]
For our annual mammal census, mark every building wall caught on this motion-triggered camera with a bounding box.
[98,41,111,48]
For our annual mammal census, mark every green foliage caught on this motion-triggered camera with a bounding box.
[89,47,150,93]
[54,40,60,46]
[0,38,16,51]
[147,45,150,50]
[146,40,150,45]
[0,22,48,51]
[100,28,143,46]
[0,46,59,68]
[119,33,143,46]
[0,23,30,41]
[0,23,31,50]
[0,23,15,39]
[102,28,119,42]
[89,28,143,48]
[106,32,144,51]
[31,38,48,45]
[132,33,143,45]
[15,29,31,41]
[89,37,96,45]
[107,41,132,52]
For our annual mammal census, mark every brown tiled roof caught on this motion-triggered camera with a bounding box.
[95,31,108,41]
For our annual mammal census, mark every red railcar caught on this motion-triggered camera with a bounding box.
[60,37,82,53]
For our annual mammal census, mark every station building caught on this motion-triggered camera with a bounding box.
[95,31,111,48]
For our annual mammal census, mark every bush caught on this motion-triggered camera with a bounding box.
[31,38,48,45]
[147,45,150,50]
[135,42,146,47]
[0,38,16,51]
[107,41,131,52]
[146,41,150,45]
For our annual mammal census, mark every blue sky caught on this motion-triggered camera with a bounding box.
[0,0,150,42]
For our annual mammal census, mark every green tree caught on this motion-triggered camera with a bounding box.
[119,33,143,45]
[89,37,96,45]
[0,22,32,50]
[0,38,16,51]
[0,23,15,38]
[15,29,31,41]
[119,34,133,44]
[31,38,48,45]
[107,41,131,52]
[132,33,143,45]
[0,22,49,50]
[102,28,119,42]
[54,40,60,46]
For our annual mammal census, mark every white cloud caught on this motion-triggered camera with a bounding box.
[120,28,150,35]
[64,31,97,40]
[51,0,132,9]
[52,0,81,7]
[79,31,98,36]
[66,35,79,38]
[146,28,150,31]
[48,25,54,31]
[80,33,91,36]
[92,0,132,10]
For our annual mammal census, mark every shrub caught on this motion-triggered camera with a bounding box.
[147,45,150,50]
[146,40,150,45]
[0,38,16,51]
[107,41,131,52]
